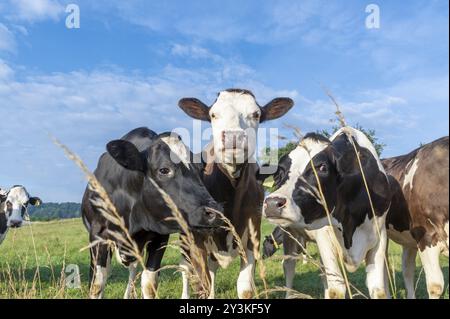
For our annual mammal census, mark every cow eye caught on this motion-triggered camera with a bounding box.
[158,168,171,175]
[211,113,217,120]
[318,163,327,172]
[252,111,260,119]
[6,201,12,210]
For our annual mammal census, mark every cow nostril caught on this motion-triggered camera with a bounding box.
[276,198,287,208]
[204,207,219,221]
[265,197,287,210]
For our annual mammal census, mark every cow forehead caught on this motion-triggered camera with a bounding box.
[291,139,330,174]
[211,91,259,115]
[160,136,191,169]
[276,139,330,191]
[6,187,29,203]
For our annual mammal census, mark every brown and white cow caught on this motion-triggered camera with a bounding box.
[178,88,293,298]
[383,136,449,299]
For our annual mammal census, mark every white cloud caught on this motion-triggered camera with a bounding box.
[6,0,64,23]
[0,59,14,79]
[0,23,16,53]
[0,58,298,202]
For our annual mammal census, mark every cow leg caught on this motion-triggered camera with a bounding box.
[237,249,256,299]
[180,256,191,299]
[315,227,346,299]
[402,247,417,299]
[283,234,301,298]
[365,226,388,299]
[89,242,111,299]
[124,262,138,299]
[207,259,219,299]
[141,235,169,299]
[418,244,444,299]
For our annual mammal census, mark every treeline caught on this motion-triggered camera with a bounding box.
[28,202,81,221]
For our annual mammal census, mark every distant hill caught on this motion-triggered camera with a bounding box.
[28,202,81,221]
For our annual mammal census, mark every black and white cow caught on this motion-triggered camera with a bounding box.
[0,185,42,244]
[81,127,222,299]
[263,127,392,299]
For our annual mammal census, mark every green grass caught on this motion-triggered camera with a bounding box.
[0,218,448,299]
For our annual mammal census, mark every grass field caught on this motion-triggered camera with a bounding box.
[0,218,448,299]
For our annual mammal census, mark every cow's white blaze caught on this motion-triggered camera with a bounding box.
[209,91,261,171]
[264,138,329,227]
[161,136,191,169]
[403,157,420,191]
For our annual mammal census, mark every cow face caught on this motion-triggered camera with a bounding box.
[107,133,222,232]
[179,89,293,169]
[263,134,340,229]
[0,186,41,228]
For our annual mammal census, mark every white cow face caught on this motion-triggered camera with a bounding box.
[0,186,41,228]
[179,89,294,170]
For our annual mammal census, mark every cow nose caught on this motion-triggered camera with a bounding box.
[264,196,287,217]
[204,206,219,223]
[9,220,22,228]
[222,130,247,149]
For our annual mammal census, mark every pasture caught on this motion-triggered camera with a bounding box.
[0,218,448,299]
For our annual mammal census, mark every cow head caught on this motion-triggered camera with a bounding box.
[263,133,340,229]
[107,132,223,233]
[0,186,41,229]
[179,89,293,174]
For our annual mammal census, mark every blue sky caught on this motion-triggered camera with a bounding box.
[0,0,448,202]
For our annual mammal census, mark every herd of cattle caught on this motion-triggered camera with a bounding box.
[0,88,448,299]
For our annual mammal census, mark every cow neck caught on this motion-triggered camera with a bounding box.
[216,163,245,188]
[202,142,247,188]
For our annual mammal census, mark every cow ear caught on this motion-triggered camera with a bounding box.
[256,164,278,186]
[29,197,42,206]
[178,98,211,122]
[260,98,294,122]
[107,140,146,173]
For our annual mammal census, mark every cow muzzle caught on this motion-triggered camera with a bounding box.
[221,130,248,151]
[263,196,287,219]
[8,219,23,228]
[190,202,223,232]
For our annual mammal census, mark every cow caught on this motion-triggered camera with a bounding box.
[383,136,449,299]
[0,185,42,245]
[178,88,293,298]
[263,127,392,299]
[81,127,223,299]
